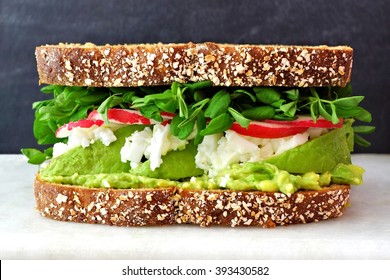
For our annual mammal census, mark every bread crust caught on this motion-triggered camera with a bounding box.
[34,175,178,226]
[177,187,350,227]
[36,42,353,88]
[34,176,350,227]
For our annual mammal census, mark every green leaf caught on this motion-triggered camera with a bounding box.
[179,98,210,128]
[228,107,250,128]
[353,125,376,134]
[76,92,109,105]
[318,102,333,121]
[279,101,297,117]
[200,113,233,136]
[32,100,52,110]
[21,148,47,164]
[33,118,58,145]
[283,88,299,101]
[194,90,207,102]
[121,91,137,103]
[133,89,175,111]
[69,105,93,122]
[310,87,320,99]
[144,89,174,104]
[270,99,285,108]
[38,106,66,121]
[170,115,195,140]
[185,81,213,91]
[170,83,188,118]
[53,85,65,97]
[204,89,231,118]
[194,111,206,145]
[237,102,254,111]
[155,98,177,113]
[171,82,180,95]
[53,92,72,109]
[38,135,59,145]
[40,85,55,94]
[177,87,189,118]
[332,96,364,107]
[334,104,372,123]
[40,85,64,94]
[335,106,364,118]
[254,87,281,104]
[330,103,340,124]
[44,147,53,158]
[355,108,372,122]
[109,87,134,94]
[47,119,59,134]
[241,106,275,120]
[354,134,372,147]
[233,89,257,103]
[138,104,163,122]
[310,102,318,122]
[97,95,116,123]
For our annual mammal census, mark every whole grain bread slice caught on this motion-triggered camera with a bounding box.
[34,175,178,226]
[36,42,353,88]
[34,175,350,227]
[177,186,350,227]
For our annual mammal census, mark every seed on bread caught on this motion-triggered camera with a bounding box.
[36,43,353,88]
[34,175,350,227]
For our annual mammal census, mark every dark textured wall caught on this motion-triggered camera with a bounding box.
[0,0,389,153]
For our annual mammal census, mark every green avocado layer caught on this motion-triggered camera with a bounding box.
[41,125,146,176]
[265,120,354,173]
[40,120,363,194]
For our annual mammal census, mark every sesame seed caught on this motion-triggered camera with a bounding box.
[55,194,68,204]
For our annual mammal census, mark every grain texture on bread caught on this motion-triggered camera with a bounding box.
[36,43,353,88]
[177,186,350,227]
[34,176,350,227]
[34,175,178,226]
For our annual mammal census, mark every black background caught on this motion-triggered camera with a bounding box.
[0,0,389,154]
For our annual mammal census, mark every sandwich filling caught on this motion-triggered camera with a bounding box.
[25,82,370,195]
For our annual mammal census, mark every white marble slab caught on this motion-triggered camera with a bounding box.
[0,154,389,259]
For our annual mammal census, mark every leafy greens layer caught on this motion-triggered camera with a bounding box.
[23,82,374,164]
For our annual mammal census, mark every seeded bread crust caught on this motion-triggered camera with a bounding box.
[177,187,350,227]
[36,43,353,88]
[34,175,350,227]
[34,175,178,226]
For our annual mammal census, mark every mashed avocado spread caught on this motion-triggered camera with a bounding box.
[40,121,364,195]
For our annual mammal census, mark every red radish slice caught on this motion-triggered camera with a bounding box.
[88,109,151,125]
[230,121,308,138]
[66,119,104,130]
[87,110,100,120]
[160,112,175,118]
[88,109,173,125]
[56,119,104,138]
[264,116,343,128]
[59,109,175,139]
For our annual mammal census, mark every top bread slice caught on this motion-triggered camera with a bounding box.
[36,42,353,88]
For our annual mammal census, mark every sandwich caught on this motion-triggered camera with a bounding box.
[23,42,373,227]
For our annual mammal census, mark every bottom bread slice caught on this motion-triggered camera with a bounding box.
[34,176,351,228]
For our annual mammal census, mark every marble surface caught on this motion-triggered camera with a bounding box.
[0,154,389,260]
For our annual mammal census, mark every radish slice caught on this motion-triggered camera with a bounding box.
[88,109,151,125]
[230,121,308,138]
[88,109,174,125]
[56,119,104,138]
[264,116,343,128]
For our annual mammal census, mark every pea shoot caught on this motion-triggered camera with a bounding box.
[22,81,374,164]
